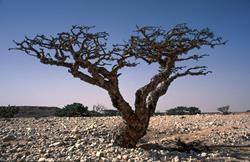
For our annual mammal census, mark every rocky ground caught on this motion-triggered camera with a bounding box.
[0,113,249,162]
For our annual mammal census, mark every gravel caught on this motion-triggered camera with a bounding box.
[0,113,249,161]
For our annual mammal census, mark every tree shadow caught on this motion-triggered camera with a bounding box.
[138,139,250,161]
[208,145,250,161]
[139,138,209,152]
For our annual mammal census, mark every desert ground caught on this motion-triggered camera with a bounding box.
[0,113,249,162]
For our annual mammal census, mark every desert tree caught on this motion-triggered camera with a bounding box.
[10,24,226,147]
[217,105,230,114]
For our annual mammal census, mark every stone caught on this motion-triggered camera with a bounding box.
[46,158,55,162]
[27,128,35,135]
[117,155,122,159]
[67,146,75,152]
[75,143,82,149]
[38,157,46,162]
[90,142,97,147]
[99,138,105,143]
[173,156,180,162]
[49,142,61,147]
[122,155,128,160]
[201,152,207,157]
[96,151,103,157]
[72,126,79,133]
[208,122,214,126]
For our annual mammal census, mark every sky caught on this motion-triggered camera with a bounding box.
[0,0,249,112]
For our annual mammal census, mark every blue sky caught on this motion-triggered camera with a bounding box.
[0,0,249,112]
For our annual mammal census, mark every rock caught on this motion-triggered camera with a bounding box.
[60,123,67,129]
[201,152,207,157]
[210,152,219,157]
[90,142,97,147]
[67,146,75,152]
[27,127,35,135]
[75,143,82,149]
[49,142,62,147]
[46,158,55,162]
[72,126,79,133]
[20,155,27,161]
[208,121,214,126]
[173,156,180,162]
[38,157,46,162]
[38,158,55,162]
[99,138,105,143]
[96,151,103,157]
[117,155,122,159]
[122,155,128,160]
[108,143,113,147]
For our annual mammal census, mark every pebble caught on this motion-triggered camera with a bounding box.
[96,151,103,157]
[117,155,122,159]
[38,157,46,162]
[122,155,128,160]
[49,142,61,147]
[27,127,35,135]
[0,114,249,161]
[173,156,180,162]
[201,152,207,157]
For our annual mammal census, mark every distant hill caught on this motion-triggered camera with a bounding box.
[12,106,60,117]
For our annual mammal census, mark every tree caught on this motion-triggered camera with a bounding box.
[10,24,225,147]
[166,106,201,115]
[55,103,89,117]
[0,105,19,118]
[93,104,106,113]
[217,105,230,115]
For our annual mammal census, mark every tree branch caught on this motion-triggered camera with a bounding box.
[132,24,225,118]
[10,25,141,124]
[169,66,212,81]
[177,54,209,61]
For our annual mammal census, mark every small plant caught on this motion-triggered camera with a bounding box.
[0,105,19,118]
[93,104,120,116]
[55,103,89,117]
[217,105,230,115]
[93,104,106,114]
[166,106,201,115]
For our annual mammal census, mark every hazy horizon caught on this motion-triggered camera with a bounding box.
[0,0,250,112]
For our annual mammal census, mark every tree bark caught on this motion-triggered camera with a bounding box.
[108,87,151,147]
[118,123,148,148]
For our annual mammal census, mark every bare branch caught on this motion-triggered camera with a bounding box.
[170,66,212,81]
[129,23,226,69]
[177,54,209,61]
[133,24,226,118]
[9,25,140,124]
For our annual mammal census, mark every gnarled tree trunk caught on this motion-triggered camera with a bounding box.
[118,121,148,148]
[108,85,151,147]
